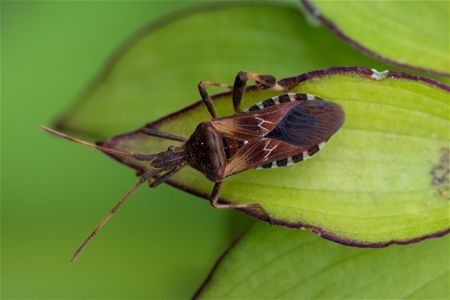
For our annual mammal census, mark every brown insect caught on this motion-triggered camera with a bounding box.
[39,71,345,261]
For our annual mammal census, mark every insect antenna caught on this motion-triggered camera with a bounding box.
[71,169,161,262]
[37,125,177,261]
[38,125,157,161]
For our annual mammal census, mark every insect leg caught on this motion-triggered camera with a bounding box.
[198,80,233,118]
[232,71,287,113]
[141,127,188,142]
[210,182,273,224]
[149,164,185,188]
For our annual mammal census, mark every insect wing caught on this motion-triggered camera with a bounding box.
[211,101,298,140]
[223,138,303,177]
[265,100,345,147]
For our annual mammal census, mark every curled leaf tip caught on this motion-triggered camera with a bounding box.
[370,68,389,80]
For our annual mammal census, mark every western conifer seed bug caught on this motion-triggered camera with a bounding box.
[39,71,345,261]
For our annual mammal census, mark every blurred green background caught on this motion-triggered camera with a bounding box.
[4,1,446,299]
[1,1,254,298]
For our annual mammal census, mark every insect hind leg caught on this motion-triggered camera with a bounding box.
[232,71,287,113]
[210,182,273,224]
[197,71,289,119]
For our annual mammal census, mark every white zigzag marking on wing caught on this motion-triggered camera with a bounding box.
[255,116,274,132]
[263,140,278,160]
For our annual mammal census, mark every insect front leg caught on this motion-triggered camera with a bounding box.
[198,80,233,118]
[210,182,273,224]
[232,71,287,113]
[149,164,184,188]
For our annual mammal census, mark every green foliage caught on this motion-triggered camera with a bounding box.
[6,1,446,299]
[304,0,450,77]
[58,3,390,139]
[54,3,449,298]
[2,2,237,299]
[101,68,449,246]
[197,224,449,299]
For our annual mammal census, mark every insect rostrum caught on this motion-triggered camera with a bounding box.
[39,71,345,261]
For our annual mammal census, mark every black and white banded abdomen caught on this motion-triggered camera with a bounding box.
[242,93,317,113]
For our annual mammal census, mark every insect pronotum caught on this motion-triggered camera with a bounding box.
[40,71,345,261]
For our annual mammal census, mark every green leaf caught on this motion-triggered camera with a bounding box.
[101,67,449,246]
[194,223,449,299]
[302,0,450,77]
[57,2,391,139]
[56,3,449,245]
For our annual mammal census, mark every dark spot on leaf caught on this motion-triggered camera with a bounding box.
[431,148,449,200]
